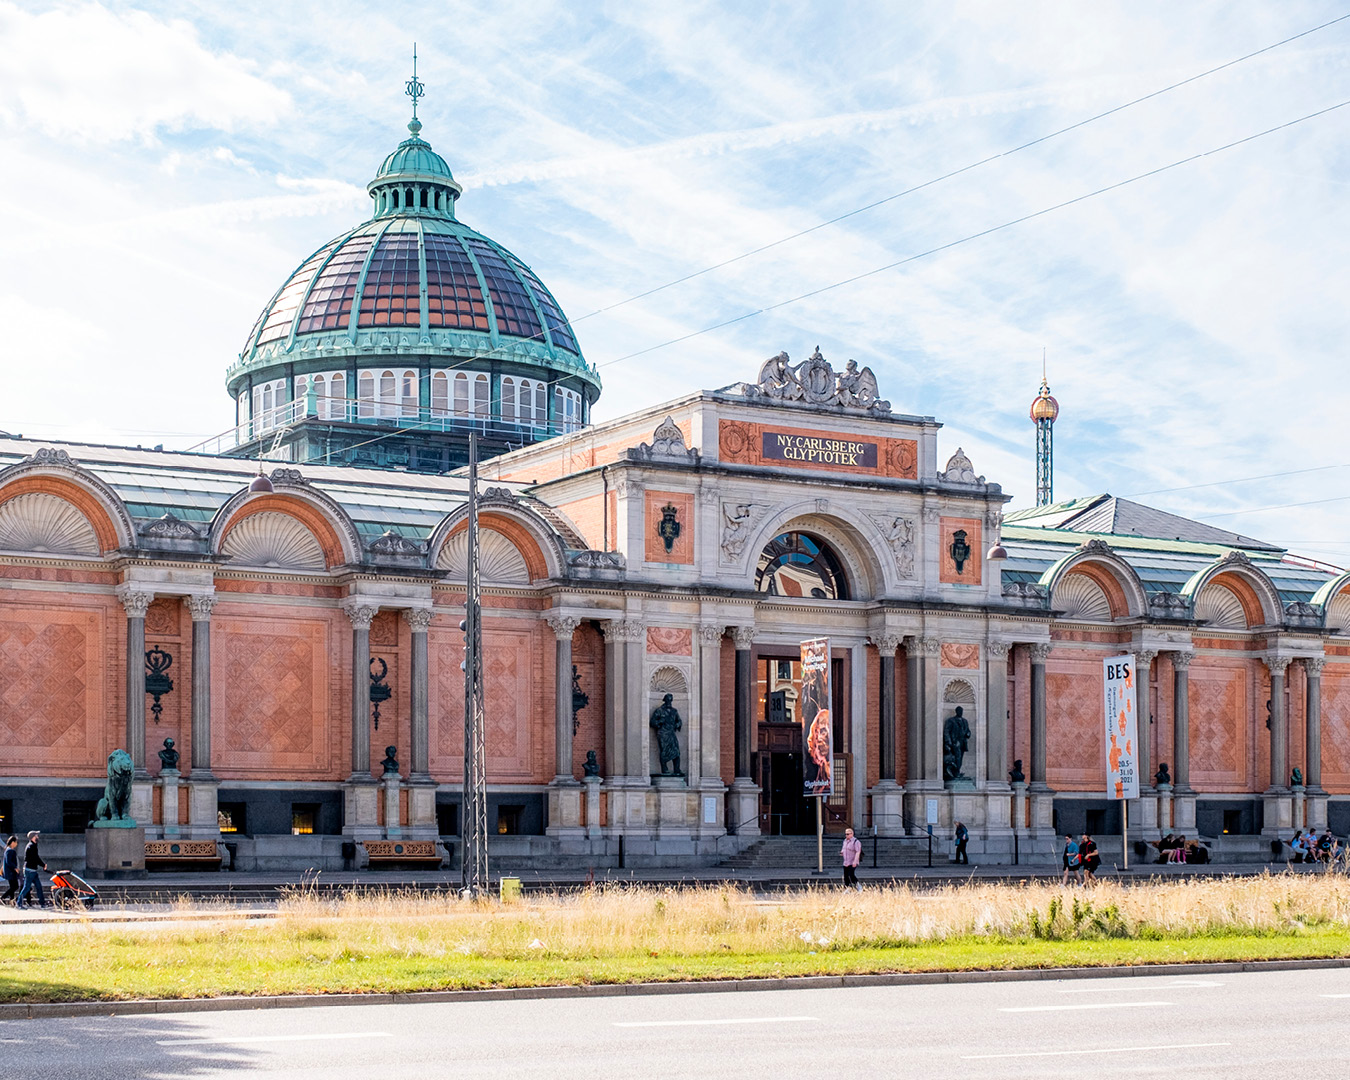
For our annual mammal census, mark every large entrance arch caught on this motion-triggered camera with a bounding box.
[755,531,850,599]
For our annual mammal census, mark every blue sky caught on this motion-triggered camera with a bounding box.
[2,2,1349,558]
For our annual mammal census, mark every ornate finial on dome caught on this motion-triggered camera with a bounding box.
[405,43,425,137]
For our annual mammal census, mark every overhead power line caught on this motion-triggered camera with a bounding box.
[1126,463,1350,497]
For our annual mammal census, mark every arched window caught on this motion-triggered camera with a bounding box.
[755,533,849,600]
[431,371,448,417]
[379,370,396,418]
[310,375,324,417]
[473,373,489,418]
[517,379,532,423]
[329,372,345,420]
[453,372,469,417]
[400,370,417,418]
[534,383,546,428]
[501,377,516,422]
[358,372,375,418]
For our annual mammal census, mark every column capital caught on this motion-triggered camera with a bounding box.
[342,602,378,630]
[603,618,645,643]
[1170,649,1194,671]
[917,636,942,657]
[1304,656,1326,677]
[545,614,581,641]
[868,633,902,655]
[731,625,755,651]
[1262,653,1291,676]
[696,624,725,646]
[986,640,1012,661]
[1028,642,1053,663]
[186,594,216,622]
[402,608,435,634]
[118,590,154,619]
[1135,647,1159,666]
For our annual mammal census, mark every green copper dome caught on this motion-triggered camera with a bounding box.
[375,121,458,184]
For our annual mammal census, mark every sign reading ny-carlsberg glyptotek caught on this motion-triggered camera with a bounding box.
[763,432,878,468]
[1103,654,1139,800]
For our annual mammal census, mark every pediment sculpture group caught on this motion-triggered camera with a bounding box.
[745,348,891,414]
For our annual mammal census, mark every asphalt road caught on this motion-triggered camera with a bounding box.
[2,967,1348,1079]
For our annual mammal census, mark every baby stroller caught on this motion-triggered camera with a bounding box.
[49,870,98,909]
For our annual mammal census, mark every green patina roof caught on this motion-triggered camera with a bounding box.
[375,132,456,182]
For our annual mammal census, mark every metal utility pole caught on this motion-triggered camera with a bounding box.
[460,433,489,896]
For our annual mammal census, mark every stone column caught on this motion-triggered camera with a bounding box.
[1132,649,1159,831]
[402,608,437,840]
[341,603,380,838]
[119,590,153,777]
[869,634,904,837]
[729,624,759,836]
[696,624,726,836]
[602,619,648,835]
[1305,658,1328,829]
[184,595,219,841]
[1028,642,1054,838]
[1265,655,1290,791]
[905,637,922,786]
[920,636,942,783]
[1171,651,1196,831]
[985,642,1011,788]
[545,615,581,783]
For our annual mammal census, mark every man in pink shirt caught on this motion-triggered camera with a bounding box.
[841,827,862,890]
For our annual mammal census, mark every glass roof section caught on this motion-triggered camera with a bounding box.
[297,234,375,334]
[255,240,341,346]
[358,230,420,328]
[465,238,544,341]
[510,256,578,354]
[424,234,489,331]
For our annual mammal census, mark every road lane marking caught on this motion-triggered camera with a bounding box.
[964,1042,1229,1060]
[157,1032,392,1047]
[999,1001,1173,1012]
[614,1016,817,1028]
[1056,980,1221,993]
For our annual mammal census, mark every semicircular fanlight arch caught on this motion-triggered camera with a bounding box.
[0,492,100,555]
[1195,582,1248,629]
[437,527,531,584]
[221,511,326,570]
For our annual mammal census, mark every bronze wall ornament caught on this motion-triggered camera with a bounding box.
[950,529,971,574]
[657,503,681,553]
[571,663,589,735]
[144,647,174,724]
[369,656,392,730]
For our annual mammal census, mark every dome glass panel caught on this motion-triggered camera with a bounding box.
[424,235,489,331]
[297,234,375,334]
[256,240,341,345]
[465,238,543,341]
[357,231,420,327]
[509,257,578,354]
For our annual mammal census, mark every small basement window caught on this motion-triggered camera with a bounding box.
[62,800,97,833]
[291,804,318,836]
[496,805,523,835]
[218,803,247,835]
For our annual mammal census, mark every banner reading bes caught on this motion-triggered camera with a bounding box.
[1103,654,1139,800]
[800,637,833,798]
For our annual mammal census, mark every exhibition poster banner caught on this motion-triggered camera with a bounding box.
[800,637,833,798]
[1103,654,1139,800]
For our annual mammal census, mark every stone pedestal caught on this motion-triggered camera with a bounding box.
[1132,790,1159,832]
[185,778,219,840]
[382,777,403,840]
[727,777,760,837]
[157,769,181,839]
[1011,781,1028,833]
[130,781,154,834]
[85,825,147,879]
[547,780,584,839]
[1173,792,1197,832]
[1262,790,1293,837]
[605,777,650,833]
[1308,792,1329,830]
[870,780,905,837]
[406,779,438,840]
[695,780,726,839]
[652,775,691,841]
[1028,785,1055,834]
[1156,783,1173,830]
[582,775,603,840]
[1292,785,1307,831]
[342,778,381,839]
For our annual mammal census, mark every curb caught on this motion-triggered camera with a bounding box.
[2,956,1348,1021]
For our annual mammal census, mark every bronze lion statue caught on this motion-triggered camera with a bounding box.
[94,748,135,823]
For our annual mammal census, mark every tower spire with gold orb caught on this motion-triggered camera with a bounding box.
[1030,350,1059,507]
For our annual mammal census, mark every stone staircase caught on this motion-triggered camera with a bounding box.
[719,835,934,869]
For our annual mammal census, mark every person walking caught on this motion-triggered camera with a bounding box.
[15,830,47,910]
[1080,833,1100,885]
[1,836,19,903]
[953,821,969,865]
[840,827,862,890]
[1061,834,1081,885]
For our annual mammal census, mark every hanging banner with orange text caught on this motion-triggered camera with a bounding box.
[800,637,833,798]
[1103,654,1139,800]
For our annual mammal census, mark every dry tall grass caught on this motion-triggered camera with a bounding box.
[272,872,1350,959]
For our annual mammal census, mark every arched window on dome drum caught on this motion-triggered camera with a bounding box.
[517,379,534,425]
[431,372,448,418]
[501,377,516,423]
[379,371,397,419]
[453,372,469,418]
[310,375,324,417]
[477,372,494,418]
[400,370,417,418]
[534,383,546,427]
[328,373,345,420]
[755,533,849,600]
[358,372,375,419]
[424,236,490,330]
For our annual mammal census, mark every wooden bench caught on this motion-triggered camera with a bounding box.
[361,840,443,870]
[145,839,222,871]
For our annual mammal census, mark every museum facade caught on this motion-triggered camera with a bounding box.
[2,96,1349,870]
